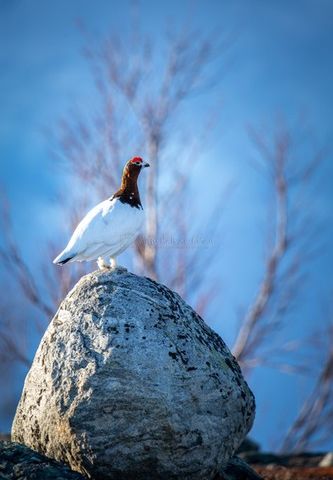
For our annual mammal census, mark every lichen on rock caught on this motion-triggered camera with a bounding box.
[12,269,255,480]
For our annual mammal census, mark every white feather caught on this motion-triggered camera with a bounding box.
[53,197,144,264]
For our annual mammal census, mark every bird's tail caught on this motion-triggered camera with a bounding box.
[53,250,76,265]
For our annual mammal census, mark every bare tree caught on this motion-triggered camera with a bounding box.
[232,118,326,374]
[280,322,333,452]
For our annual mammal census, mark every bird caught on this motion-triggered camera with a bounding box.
[53,156,149,270]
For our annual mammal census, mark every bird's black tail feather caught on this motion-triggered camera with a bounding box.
[53,254,76,265]
[57,256,74,265]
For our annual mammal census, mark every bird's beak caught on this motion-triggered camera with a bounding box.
[143,162,150,168]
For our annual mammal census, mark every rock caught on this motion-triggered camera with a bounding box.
[238,452,283,466]
[0,440,85,480]
[0,435,10,442]
[12,269,255,480]
[237,437,260,454]
[319,452,333,467]
[220,456,263,479]
[239,451,328,468]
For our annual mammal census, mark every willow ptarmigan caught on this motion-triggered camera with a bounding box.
[53,157,149,270]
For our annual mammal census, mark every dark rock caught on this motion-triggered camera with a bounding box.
[219,456,263,479]
[12,269,255,480]
[319,453,333,467]
[0,440,85,479]
[237,437,260,454]
[239,451,329,468]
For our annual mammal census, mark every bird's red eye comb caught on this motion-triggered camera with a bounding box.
[130,157,143,164]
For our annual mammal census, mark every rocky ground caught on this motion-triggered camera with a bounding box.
[1,434,332,479]
[252,466,333,480]
[235,440,333,480]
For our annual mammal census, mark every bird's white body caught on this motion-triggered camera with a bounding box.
[53,197,144,267]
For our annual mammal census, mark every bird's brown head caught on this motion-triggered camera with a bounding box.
[123,157,150,181]
[115,157,149,208]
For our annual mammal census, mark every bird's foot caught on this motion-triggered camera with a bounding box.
[110,257,117,270]
[110,258,127,272]
[97,257,127,272]
[97,257,111,270]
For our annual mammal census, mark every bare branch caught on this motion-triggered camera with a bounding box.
[232,120,325,371]
[232,128,289,363]
[280,323,333,452]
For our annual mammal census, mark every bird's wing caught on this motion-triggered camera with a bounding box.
[61,198,143,260]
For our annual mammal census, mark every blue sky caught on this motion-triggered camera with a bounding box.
[1,0,333,450]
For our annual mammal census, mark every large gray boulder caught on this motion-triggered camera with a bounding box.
[12,269,255,480]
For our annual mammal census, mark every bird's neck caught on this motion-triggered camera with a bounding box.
[113,172,142,209]
[120,171,139,194]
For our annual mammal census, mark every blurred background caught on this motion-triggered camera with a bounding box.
[1,0,332,452]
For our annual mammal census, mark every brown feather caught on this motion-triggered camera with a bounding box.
[110,162,143,209]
